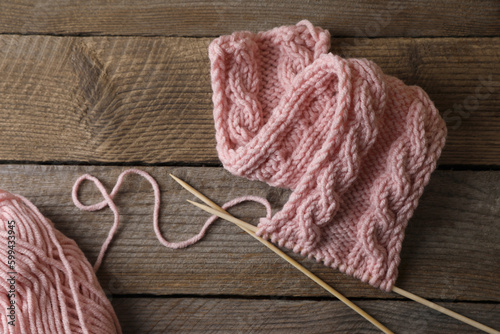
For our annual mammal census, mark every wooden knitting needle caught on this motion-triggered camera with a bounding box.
[169,174,500,334]
[187,203,393,334]
[170,174,393,334]
[170,174,500,334]
[391,286,499,334]
[196,204,500,334]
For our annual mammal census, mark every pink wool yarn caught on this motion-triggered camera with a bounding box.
[0,189,121,333]
[209,20,447,291]
[0,169,272,334]
[71,169,273,261]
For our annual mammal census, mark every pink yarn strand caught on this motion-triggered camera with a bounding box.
[72,169,273,273]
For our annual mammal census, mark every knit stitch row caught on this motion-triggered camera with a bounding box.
[208,20,447,291]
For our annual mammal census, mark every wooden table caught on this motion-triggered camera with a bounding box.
[0,1,498,333]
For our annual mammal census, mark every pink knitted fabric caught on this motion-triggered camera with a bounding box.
[209,21,447,291]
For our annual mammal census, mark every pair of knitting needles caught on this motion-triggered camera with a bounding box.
[169,174,498,334]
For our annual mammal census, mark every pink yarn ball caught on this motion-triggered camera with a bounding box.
[0,189,121,334]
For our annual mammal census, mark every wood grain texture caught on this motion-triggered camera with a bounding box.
[1,3,498,333]
[111,298,499,334]
[0,35,499,164]
[0,165,498,301]
[0,1,499,37]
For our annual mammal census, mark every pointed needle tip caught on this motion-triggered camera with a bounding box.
[170,173,189,188]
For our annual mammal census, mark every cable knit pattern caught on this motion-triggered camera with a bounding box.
[209,21,447,291]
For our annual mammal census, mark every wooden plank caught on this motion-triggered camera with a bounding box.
[0,1,499,37]
[0,165,498,301]
[111,298,500,334]
[0,36,499,165]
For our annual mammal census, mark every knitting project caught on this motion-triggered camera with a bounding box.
[208,20,447,291]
